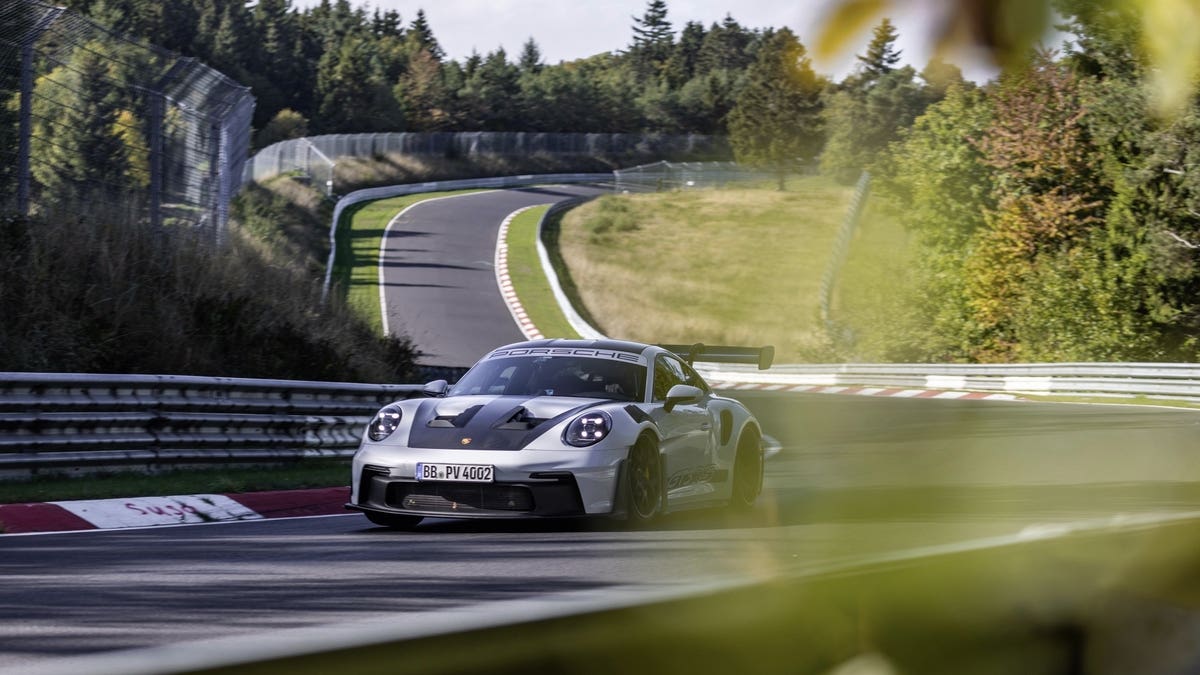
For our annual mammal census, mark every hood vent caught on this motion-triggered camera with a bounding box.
[427,404,484,428]
[492,406,546,431]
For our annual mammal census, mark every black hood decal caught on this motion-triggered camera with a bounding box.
[407,396,607,450]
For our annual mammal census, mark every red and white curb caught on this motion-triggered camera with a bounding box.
[0,486,350,535]
[495,206,544,340]
[708,382,1020,401]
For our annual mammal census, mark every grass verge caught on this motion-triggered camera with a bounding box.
[0,460,350,505]
[330,190,487,334]
[506,205,581,339]
[556,176,853,361]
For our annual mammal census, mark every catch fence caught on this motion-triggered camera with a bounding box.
[613,160,780,192]
[0,0,254,239]
[245,132,727,196]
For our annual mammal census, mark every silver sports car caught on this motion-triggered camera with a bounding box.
[347,339,773,529]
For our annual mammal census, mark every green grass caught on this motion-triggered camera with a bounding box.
[556,177,854,361]
[506,205,582,339]
[0,460,350,506]
[331,190,487,333]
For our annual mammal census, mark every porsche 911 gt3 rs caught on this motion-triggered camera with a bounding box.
[347,339,773,529]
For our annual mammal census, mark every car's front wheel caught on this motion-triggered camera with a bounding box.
[364,510,423,530]
[625,435,663,525]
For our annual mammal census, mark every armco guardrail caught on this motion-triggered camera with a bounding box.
[699,361,1200,401]
[322,173,613,302]
[0,373,422,474]
[3,362,1199,475]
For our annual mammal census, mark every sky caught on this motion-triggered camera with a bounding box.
[293,0,1005,82]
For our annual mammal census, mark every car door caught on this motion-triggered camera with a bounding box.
[649,354,712,504]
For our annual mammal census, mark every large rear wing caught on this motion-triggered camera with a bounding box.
[658,343,775,370]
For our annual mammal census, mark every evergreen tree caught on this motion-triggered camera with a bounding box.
[860,18,901,71]
[727,29,824,188]
[459,48,521,130]
[407,9,444,61]
[664,20,705,88]
[315,35,403,132]
[628,0,673,78]
[697,14,755,73]
[519,37,544,74]
[211,2,255,78]
[372,8,403,38]
[822,19,929,182]
[821,67,926,182]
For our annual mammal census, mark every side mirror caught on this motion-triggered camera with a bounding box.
[422,379,449,397]
[664,384,703,413]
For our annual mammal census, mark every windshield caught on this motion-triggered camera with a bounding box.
[449,355,646,402]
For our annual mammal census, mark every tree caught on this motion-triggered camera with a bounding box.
[458,48,522,130]
[255,109,311,149]
[663,20,705,87]
[697,14,756,73]
[875,84,996,360]
[628,0,673,78]
[518,37,544,74]
[821,66,927,182]
[726,29,825,189]
[315,35,403,132]
[406,9,444,61]
[855,17,901,84]
[30,46,137,207]
[964,53,1110,359]
[395,48,453,130]
[822,20,929,183]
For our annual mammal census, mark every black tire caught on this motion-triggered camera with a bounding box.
[625,436,663,525]
[364,510,423,530]
[730,431,763,512]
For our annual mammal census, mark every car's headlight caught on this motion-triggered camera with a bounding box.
[564,411,611,447]
[367,404,404,442]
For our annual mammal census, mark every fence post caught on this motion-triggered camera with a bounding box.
[148,59,188,229]
[15,8,63,216]
[16,41,34,216]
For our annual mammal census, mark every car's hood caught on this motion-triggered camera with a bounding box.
[402,395,608,451]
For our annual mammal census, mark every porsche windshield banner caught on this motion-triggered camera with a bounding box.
[486,347,647,366]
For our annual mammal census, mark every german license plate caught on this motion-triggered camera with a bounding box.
[416,462,494,483]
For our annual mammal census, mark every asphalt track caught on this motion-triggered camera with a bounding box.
[378,184,609,367]
[2,393,1198,671]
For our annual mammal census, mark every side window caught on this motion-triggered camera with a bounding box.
[680,361,710,394]
[652,355,687,401]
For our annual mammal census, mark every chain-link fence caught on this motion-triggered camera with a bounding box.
[245,132,728,195]
[0,0,254,238]
[613,161,784,192]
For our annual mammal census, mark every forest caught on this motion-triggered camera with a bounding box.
[9,0,1200,365]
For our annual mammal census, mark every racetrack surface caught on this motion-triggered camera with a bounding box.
[378,184,609,367]
[2,393,1198,671]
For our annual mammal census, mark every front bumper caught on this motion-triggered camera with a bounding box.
[350,444,627,518]
[351,466,589,518]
